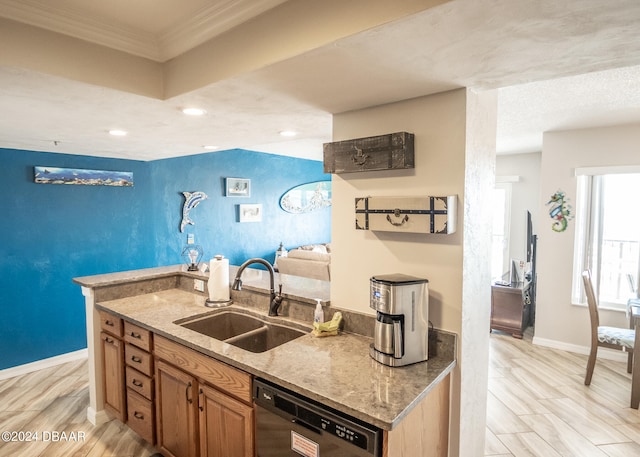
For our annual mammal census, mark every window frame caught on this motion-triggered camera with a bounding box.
[572,165,640,311]
[491,180,514,282]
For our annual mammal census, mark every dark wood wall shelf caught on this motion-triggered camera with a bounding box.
[323,131,414,174]
[490,282,533,339]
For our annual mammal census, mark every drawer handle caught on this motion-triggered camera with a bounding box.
[131,356,142,364]
[186,382,193,404]
[132,379,144,388]
[130,331,141,339]
[133,411,144,420]
[105,320,114,327]
[105,337,114,344]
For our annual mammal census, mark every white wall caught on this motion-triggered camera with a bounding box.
[535,124,640,352]
[496,152,542,263]
[330,88,497,457]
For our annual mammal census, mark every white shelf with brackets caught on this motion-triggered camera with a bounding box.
[355,195,457,234]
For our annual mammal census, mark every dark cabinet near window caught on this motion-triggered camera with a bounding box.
[490,282,533,339]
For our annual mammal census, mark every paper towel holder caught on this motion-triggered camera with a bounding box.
[205,254,233,308]
[205,298,233,308]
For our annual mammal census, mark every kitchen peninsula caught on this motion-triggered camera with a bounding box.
[74,265,456,457]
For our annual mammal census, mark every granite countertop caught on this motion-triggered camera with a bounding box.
[78,266,456,431]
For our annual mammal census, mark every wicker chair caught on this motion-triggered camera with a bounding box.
[582,270,635,385]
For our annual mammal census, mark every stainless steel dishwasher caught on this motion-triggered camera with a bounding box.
[254,378,382,457]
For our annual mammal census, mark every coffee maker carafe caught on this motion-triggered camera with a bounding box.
[369,274,429,367]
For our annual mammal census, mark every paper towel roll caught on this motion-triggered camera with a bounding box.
[208,255,230,302]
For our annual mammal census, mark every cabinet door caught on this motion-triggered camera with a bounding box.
[156,360,199,457]
[199,384,255,457]
[101,331,125,422]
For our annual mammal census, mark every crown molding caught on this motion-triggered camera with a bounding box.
[158,0,288,61]
[0,0,160,60]
[0,0,288,62]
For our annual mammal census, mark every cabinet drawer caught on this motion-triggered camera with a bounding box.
[126,366,153,400]
[124,321,152,351]
[99,310,123,338]
[127,390,155,445]
[155,335,252,404]
[125,344,153,377]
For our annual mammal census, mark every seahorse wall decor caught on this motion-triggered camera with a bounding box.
[546,189,574,232]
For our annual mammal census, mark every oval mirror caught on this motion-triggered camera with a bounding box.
[280,181,332,214]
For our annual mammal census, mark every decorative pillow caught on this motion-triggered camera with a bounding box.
[287,249,331,263]
[297,244,329,255]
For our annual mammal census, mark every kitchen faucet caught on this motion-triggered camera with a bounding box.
[232,258,284,316]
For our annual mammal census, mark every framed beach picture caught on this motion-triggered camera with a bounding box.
[239,204,262,223]
[225,177,251,197]
[34,166,133,186]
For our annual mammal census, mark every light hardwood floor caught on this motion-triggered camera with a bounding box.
[2,331,640,457]
[0,359,156,457]
[486,329,640,456]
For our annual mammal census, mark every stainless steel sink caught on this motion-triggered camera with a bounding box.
[225,324,306,353]
[176,310,308,352]
[179,311,264,340]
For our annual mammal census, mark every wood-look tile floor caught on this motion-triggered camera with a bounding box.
[2,330,640,457]
[486,328,640,456]
[0,359,156,457]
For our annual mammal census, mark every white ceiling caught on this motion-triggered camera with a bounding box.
[1,0,640,161]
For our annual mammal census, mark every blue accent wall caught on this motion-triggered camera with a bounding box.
[0,148,153,369]
[150,149,331,267]
[0,147,329,370]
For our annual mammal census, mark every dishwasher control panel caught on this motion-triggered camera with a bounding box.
[254,378,381,456]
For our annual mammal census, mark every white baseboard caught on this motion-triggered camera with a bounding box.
[0,349,88,381]
[87,406,111,426]
[533,336,629,363]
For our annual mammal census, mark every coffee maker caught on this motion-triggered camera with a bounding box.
[369,274,429,367]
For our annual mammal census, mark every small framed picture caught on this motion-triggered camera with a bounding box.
[239,204,262,223]
[225,177,251,197]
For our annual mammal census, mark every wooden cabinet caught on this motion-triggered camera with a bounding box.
[127,389,155,444]
[123,320,155,444]
[156,360,199,457]
[384,373,450,457]
[100,331,125,422]
[154,335,254,457]
[490,282,532,339]
[199,383,254,457]
[99,310,125,422]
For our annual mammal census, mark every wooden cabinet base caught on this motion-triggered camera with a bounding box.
[155,360,198,457]
[101,331,125,423]
[127,390,155,444]
[199,383,254,457]
[384,373,450,457]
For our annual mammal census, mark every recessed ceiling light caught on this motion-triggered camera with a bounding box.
[109,129,127,136]
[182,107,206,116]
[203,145,219,150]
[279,130,297,137]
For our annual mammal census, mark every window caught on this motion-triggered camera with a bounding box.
[573,167,640,310]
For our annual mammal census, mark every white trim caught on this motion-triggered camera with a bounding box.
[574,165,640,176]
[496,175,521,183]
[87,407,112,427]
[0,348,88,381]
[532,336,629,363]
[0,0,289,62]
